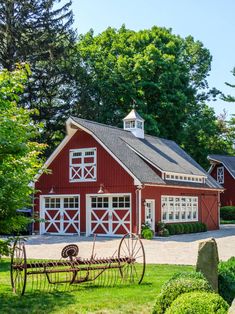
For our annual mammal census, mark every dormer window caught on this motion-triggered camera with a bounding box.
[217,166,224,184]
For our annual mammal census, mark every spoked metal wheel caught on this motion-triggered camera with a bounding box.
[11,239,27,296]
[118,233,145,284]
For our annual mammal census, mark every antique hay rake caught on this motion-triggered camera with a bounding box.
[11,233,145,296]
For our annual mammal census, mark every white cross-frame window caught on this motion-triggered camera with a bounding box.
[161,196,198,223]
[70,148,97,182]
[217,166,224,184]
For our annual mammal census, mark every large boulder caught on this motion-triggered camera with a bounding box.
[196,238,219,291]
[228,298,235,314]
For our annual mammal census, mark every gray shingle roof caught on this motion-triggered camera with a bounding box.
[208,154,235,179]
[71,116,222,189]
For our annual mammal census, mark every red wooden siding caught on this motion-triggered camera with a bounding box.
[34,130,137,234]
[142,186,219,230]
[210,164,235,206]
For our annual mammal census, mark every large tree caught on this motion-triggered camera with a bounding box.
[72,26,215,144]
[0,67,45,255]
[0,0,76,152]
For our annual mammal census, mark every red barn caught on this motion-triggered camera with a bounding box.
[208,155,235,206]
[34,110,222,236]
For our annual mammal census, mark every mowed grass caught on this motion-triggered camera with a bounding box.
[0,259,193,314]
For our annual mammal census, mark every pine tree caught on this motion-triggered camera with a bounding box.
[0,0,76,152]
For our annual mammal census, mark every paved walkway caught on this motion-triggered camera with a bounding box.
[24,225,235,265]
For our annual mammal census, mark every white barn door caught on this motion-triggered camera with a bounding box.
[41,195,80,235]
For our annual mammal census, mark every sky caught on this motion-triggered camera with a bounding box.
[70,0,235,118]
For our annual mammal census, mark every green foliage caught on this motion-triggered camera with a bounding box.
[158,228,170,237]
[220,206,235,221]
[0,0,76,155]
[71,25,234,167]
[218,257,235,305]
[164,222,207,235]
[152,271,213,314]
[141,223,154,239]
[165,291,229,314]
[0,68,45,251]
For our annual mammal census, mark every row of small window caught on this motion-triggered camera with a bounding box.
[44,197,79,209]
[165,173,204,183]
[124,120,143,129]
[91,196,130,209]
[161,196,198,222]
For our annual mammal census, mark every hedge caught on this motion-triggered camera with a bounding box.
[218,257,235,305]
[152,271,212,314]
[220,206,235,221]
[165,291,229,314]
[165,222,207,235]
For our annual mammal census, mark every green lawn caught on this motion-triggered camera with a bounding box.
[0,260,193,314]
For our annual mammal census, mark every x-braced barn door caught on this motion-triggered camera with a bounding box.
[87,195,131,236]
[41,195,80,235]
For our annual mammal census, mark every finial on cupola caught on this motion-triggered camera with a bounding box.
[123,109,145,139]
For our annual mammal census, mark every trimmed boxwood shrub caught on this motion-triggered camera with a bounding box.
[152,271,212,314]
[218,257,235,304]
[220,206,235,221]
[164,222,207,235]
[165,291,229,314]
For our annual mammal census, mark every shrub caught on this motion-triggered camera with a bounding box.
[183,223,190,234]
[165,291,229,314]
[152,271,212,314]
[218,257,235,304]
[165,224,175,235]
[141,223,154,239]
[165,222,207,235]
[158,228,170,237]
[220,206,235,221]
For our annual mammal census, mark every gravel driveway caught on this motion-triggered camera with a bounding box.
[23,225,235,265]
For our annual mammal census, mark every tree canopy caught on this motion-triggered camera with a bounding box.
[69,25,231,167]
[0,0,76,152]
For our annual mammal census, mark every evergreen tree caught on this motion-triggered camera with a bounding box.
[0,0,76,152]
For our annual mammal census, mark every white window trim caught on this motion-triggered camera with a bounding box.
[217,166,224,184]
[161,195,198,223]
[69,147,97,182]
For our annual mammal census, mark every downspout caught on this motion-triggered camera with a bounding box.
[136,184,145,235]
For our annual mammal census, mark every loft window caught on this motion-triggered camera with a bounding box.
[161,196,198,223]
[69,148,96,182]
[217,166,224,184]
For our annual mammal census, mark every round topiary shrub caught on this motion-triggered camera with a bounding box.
[174,224,181,234]
[165,291,229,314]
[152,271,212,314]
[183,223,190,234]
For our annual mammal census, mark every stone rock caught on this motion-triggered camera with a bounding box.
[228,298,235,314]
[196,238,219,292]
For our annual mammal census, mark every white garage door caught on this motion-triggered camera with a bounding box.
[87,194,131,236]
[41,195,80,235]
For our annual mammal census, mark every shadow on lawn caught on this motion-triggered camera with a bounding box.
[0,291,75,314]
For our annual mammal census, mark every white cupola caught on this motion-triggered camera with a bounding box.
[123,109,145,139]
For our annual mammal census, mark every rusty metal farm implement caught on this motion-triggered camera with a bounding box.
[11,233,145,296]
